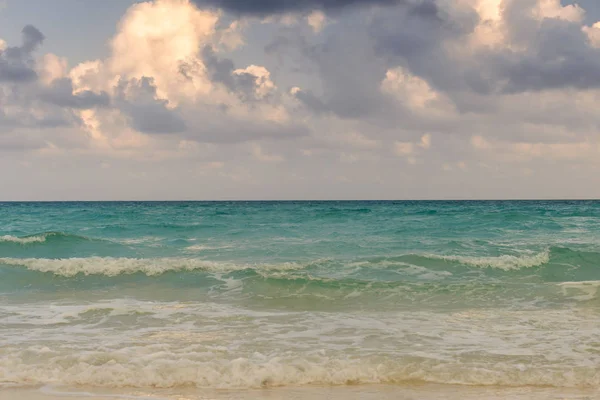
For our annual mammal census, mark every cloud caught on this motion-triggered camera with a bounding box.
[108,0,220,103]
[250,143,284,162]
[5,0,600,199]
[461,1,600,93]
[394,133,431,156]
[114,77,187,134]
[353,0,600,105]
[41,0,305,147]
[191,0,401,16]
[583,22,600,47]
[40,78,110,109]
[202,46,276,101]
[0,25,44,82]
[0,24,112,143]
[307,10,327,32]
[470,134,599,161]
[21,25,45,52]
[272,19,392,119]
[290,87,330,114]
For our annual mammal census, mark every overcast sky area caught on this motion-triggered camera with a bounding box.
[1,0,600,200]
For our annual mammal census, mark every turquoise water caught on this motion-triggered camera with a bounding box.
[1,201,600,390]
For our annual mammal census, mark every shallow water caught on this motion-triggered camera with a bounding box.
[1,201,600,396]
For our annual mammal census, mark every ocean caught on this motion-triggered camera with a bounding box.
[1,201,600,399]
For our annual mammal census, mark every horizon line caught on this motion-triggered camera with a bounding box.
[1,199,600,202]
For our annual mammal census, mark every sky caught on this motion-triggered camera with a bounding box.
[1,0,600,200]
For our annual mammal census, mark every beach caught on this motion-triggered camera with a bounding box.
[2,384,600,400]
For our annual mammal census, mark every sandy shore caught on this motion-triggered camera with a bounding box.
[1,384,598,400]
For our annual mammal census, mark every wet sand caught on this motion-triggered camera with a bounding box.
[1,384,598,400]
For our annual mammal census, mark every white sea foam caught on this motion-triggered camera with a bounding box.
[0,234,49,244]
[558,280,600,301]
[184,244,233,252]
[427,250,550,270]
[117,237,164,245]
[0,257,305,277]
[2,301,600,390]
[2,350,600,389]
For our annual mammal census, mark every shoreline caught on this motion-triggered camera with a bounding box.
[2,383,599,400]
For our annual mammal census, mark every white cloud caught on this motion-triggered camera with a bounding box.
[217,20,245,51]
[583,22,600,48]
[394,141,414,156]
[419,133,431,149]
[307,10,327,33]
[455,0,505,48]
[394,134,432,157]
[382,67,439,109]
[108,0,219,103]
[233,64,276,99]
[37,53,68,85]
[532,0,585,22]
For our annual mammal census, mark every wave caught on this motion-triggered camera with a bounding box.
[0,235,48,244]
[422,250,551,270]
[0,257,306,277]
[0,231,92,245]
[0,246,596,279]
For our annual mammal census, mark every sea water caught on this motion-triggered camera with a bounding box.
[1,201,600,399]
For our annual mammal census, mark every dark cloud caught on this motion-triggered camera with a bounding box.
[487,19,600,93]
[201,46,272,101]
[0,106,73,132]
[40,78,110,109]
[21,25,45,53]
[0,25,45,83]
[192,0,401,15]
[266,14,392,119]
[115,77,187,134]
[368,0,600,97]
[370,2,462,58]
[201,46,236,88]
[369,1,477,98]
[291,88,330,114]
[0,25,110,138]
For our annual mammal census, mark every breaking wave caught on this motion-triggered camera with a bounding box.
[422,250,551,270]
[0,232,86,245]
[0,257,305,277]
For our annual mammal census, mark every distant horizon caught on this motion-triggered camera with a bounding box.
[2,198,600,203]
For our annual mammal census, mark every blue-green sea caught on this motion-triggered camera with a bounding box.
[1,201,600,397]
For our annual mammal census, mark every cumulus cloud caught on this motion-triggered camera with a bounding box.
[4,0,600,199]
[37,0,306,148]
[0,25,110,139]
[108,0,219,103]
